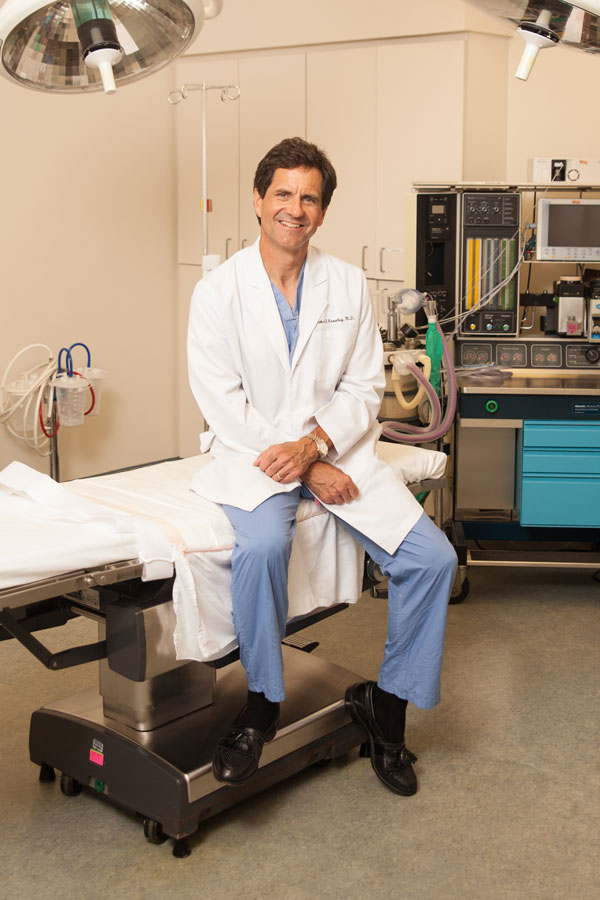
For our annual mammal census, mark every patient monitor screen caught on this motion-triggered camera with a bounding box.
[548,204,600,248]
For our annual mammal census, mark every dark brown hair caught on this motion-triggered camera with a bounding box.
[253,137,337,213]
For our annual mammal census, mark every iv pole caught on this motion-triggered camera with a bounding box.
[168,82,241,266]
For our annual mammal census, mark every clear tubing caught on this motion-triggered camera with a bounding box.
[0,344,56,455]
[381,320,456,444]
[389,361,442,433]
[391,353,432,411]
[1,347,55,423]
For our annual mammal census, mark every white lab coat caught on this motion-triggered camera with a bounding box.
[187,241,423,554]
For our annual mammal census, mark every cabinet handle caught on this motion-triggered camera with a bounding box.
[361,245,368,271]
[225,237,232,259]
[241,238,248,248]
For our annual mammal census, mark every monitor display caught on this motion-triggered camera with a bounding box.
[537,199,600,261]
[547,204,600,248]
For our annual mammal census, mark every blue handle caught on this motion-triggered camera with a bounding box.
[57,347,73,377]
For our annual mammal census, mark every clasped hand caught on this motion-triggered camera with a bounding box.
[254,441,358,505]
[253,439,315,483]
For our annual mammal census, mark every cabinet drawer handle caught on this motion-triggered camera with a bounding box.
[225,237,232,259]
[241,238,248,248]
[361,245,368,271]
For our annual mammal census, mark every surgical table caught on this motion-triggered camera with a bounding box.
[0,444,447,858]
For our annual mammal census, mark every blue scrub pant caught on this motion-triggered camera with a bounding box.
[222,485,457,709]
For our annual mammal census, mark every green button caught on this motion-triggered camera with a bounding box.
[485,400,498,413]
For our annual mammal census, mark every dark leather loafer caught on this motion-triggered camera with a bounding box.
[345,681,417,796]
[212,710,279,786]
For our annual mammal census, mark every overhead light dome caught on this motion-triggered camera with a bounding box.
[0,0,223,94]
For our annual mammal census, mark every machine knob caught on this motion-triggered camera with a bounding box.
[585,347,600,363]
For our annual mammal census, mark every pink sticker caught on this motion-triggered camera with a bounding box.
[89,749,104,766]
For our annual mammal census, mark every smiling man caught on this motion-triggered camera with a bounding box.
[187,137,457,795]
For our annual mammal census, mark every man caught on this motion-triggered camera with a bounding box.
[187,137,457,796]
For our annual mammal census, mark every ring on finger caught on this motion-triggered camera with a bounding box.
[274,472,282,481]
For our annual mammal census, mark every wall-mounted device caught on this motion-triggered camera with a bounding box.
[460,192,520,336]
[536,198,600,262]
[529,157,600,185]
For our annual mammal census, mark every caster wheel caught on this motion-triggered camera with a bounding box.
[39,763,55,783]
[143,818,168,845]
[172,837,191,858]
[449,577,470,605]
[60,773,82,796]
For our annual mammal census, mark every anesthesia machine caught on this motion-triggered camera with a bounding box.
[406,178,600,593]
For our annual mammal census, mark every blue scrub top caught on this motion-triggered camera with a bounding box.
[270,261,306,364]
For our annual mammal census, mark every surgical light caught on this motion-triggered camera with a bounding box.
[515,10,559,80]
[0,0,223,94]
[465,1,600,79]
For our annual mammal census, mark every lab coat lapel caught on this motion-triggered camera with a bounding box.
[243,242,290,371]
[292,246,328,373]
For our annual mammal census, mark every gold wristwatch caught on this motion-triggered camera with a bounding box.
[305,432,328,459]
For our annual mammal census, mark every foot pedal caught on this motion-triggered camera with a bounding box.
[282,634,319,653]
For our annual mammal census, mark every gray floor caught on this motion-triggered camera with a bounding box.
[1,564,598,900]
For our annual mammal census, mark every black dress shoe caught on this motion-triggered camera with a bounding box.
[345,681,418,796]
[212,710,279,786]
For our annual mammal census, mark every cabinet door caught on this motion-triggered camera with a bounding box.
[174,57,240,265]
[376,40,465,282]
[238,54,306,249]
[306,47,377,274]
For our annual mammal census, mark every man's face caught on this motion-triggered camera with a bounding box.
[254,166,327,255]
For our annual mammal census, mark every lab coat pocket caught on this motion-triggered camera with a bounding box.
[317,349,350,387]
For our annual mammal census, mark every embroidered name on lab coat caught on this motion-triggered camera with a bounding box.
[318,316,355,324]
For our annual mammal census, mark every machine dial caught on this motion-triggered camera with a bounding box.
[585,347,600,363]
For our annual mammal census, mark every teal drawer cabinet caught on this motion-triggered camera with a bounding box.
[517,421,600,527]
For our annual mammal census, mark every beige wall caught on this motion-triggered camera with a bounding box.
[1,0,599,481]
[506,38,600,182]
[0,69,179,481]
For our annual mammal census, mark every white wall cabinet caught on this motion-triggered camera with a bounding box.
[306,39,466,282]
[176,35,506,279]
[375,39,465,282]
[306,47,378,275]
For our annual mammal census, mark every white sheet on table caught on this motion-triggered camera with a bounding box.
[0,493,141,589]
[0,443,447,661]
[0,461,174,589]
[67,446,446,661]
[69,455,365,660]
